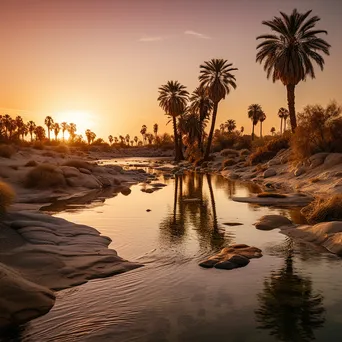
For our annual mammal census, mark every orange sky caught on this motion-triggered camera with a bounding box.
[1,0,342,140]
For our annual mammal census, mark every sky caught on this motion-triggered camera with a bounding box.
[1,0,342,140]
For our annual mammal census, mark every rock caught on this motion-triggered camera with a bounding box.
[232,193,312,206]
[146,209,151,212]
[263,168,277,178]
[112,177,121,185]
[79,168,91,175]
[294,167,306,177]
[309,153,329,169]
[0,263,55,329]
[66,173,101,189]
[119,187,131,196]
[199,244,262,270]
[254,215,293,230]
[268,159,281,167]
[97,176,112,188]
[60,166,80,178]
[324,153,342,168]
[151,182,167,188]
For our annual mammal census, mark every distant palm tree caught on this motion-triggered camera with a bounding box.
[225,119,236,133]
[134,136,138,145]
[85,129,92,144]
[8,119,17,139]
[108,135,113,145]
[27,121,36,142]
[270,127,276,136]
[189,86,213,153]
[248,104,263,140]
[282,109,289,132]
[259,111,266,138]
[68,123,77,142]
[34,126,45,141]
[240,126,245,134]
[256,9,330,132]
[219,123,225,133]
[15,116,24,140]
[140,125,147,144]
[114,136,118,144]
[3,114,11,137]
[199,58,237,159]
[158,80,189,161]
[119,135,125,144]
[153,123,158,138]
[44,116,54,141]
[61,122,68,142]
[278,107,288,134]
[125,134,130,145]
[90,132,96,143]
[53,123,60,141]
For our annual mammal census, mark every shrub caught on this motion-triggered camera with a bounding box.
[0,181,15,213]
[25,160,38,167]
[301,195,342,224]
[212,132,252,152]
[63,159,94,171]
[33,142,44,150]
[291,102,342,160]
[0,144,16,158]
[52,145,70,154]
[25,164,66,188]
[249,135,290,165]
[222,159,236,167]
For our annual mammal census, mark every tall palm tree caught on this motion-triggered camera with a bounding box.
[225,119,236,133]
[240,126,245,134]
[158,80,189,161]
[153,123,158,138]
[189,86,213,154]
[15,116,24,140]
[282,108,289,132]
[3,114,11,137]
[85,129,92,144]
[27,121,36,142]
[248,104,263,140]
[44,116,54,141]
[140,125,147,144]
[108,135,113,145]
[199,59,237,160]
[34,126,45,141]
[259,111,266,138]
[270,127,276,136]
[256,9,330,132]
[134,136,138,145]
[278,107,288,134]
[125,134,130,145]
[53,123,60,141]
[68,123,76,142]
[61,122,68,142]
[114,136,118,144]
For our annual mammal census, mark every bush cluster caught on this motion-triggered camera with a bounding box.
[0,144,16,158]
[25,164,66,188]
[0,181,15,213]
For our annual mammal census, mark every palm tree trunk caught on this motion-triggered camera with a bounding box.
[178,134,184,160]
[284,118,287,132]
[260,122,262,138]
[286,84,297,132]
[173,176,178,224]
[172,117,180,162]
[280,118,283,134]
[206,174,218,231]
[252,123,255,141]
[204,102,218,160]
[47,127,50,141]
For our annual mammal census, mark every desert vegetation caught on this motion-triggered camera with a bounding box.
[0,181,15,213]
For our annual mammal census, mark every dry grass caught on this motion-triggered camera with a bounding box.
[310,177,320,183]
[0,181,15,213]
[257,192,287,198]
[25,160,38,167]
[301,195,342,224]
[25,164,66,188]
[222,158,236,167]
[63,159,94,171]
[0,144,16,158]
[52,145,70,154]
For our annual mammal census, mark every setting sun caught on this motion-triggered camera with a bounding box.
[54,110,96,138]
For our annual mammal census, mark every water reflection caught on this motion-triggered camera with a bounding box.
[255,240,325,342]
[159,173,226,251]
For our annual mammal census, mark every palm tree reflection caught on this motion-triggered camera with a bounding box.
[159,173,227,250]
[255,242,325,342]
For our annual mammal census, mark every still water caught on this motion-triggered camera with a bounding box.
[4,163,342,342]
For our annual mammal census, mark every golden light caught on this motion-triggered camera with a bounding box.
[54,110,96,139]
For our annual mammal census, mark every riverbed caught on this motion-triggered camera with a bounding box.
[3,163,342,342]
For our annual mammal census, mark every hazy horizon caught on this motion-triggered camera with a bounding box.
[1,0,342,138]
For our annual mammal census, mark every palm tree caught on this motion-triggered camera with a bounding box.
[256,9,330,132]
[34,126,45,141]
[44,116,54,140]
[248,104,263,140]
[8,119,17,139]
[125,134,130,145]
[240,126,245,134]
[134,136,138,145]
[114,136,118,144]
[108,135,113,145]
[53,123,60,141]
[61,122,68,142]
[189,86,213,154]
[140,125,147,144]
[282,109,289,132]
[27,121,36,142]
[199,59,237,160]
[270,127,276,136]
[225,119,236,133]
[130,140,134,146]
[158,80,189,161]
[68,123,77,142]
[153,123,158,138]
[259,111,266,138]
[3,114,11,137]
[15,116,24,140]
[278,107,288,134]
[85,129,92,144]
[90,132,96,143]
[219,123,225,133]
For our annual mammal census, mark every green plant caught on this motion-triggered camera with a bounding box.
[301,195,342,224]
[25,164,66,188]
[0,181,15,213]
